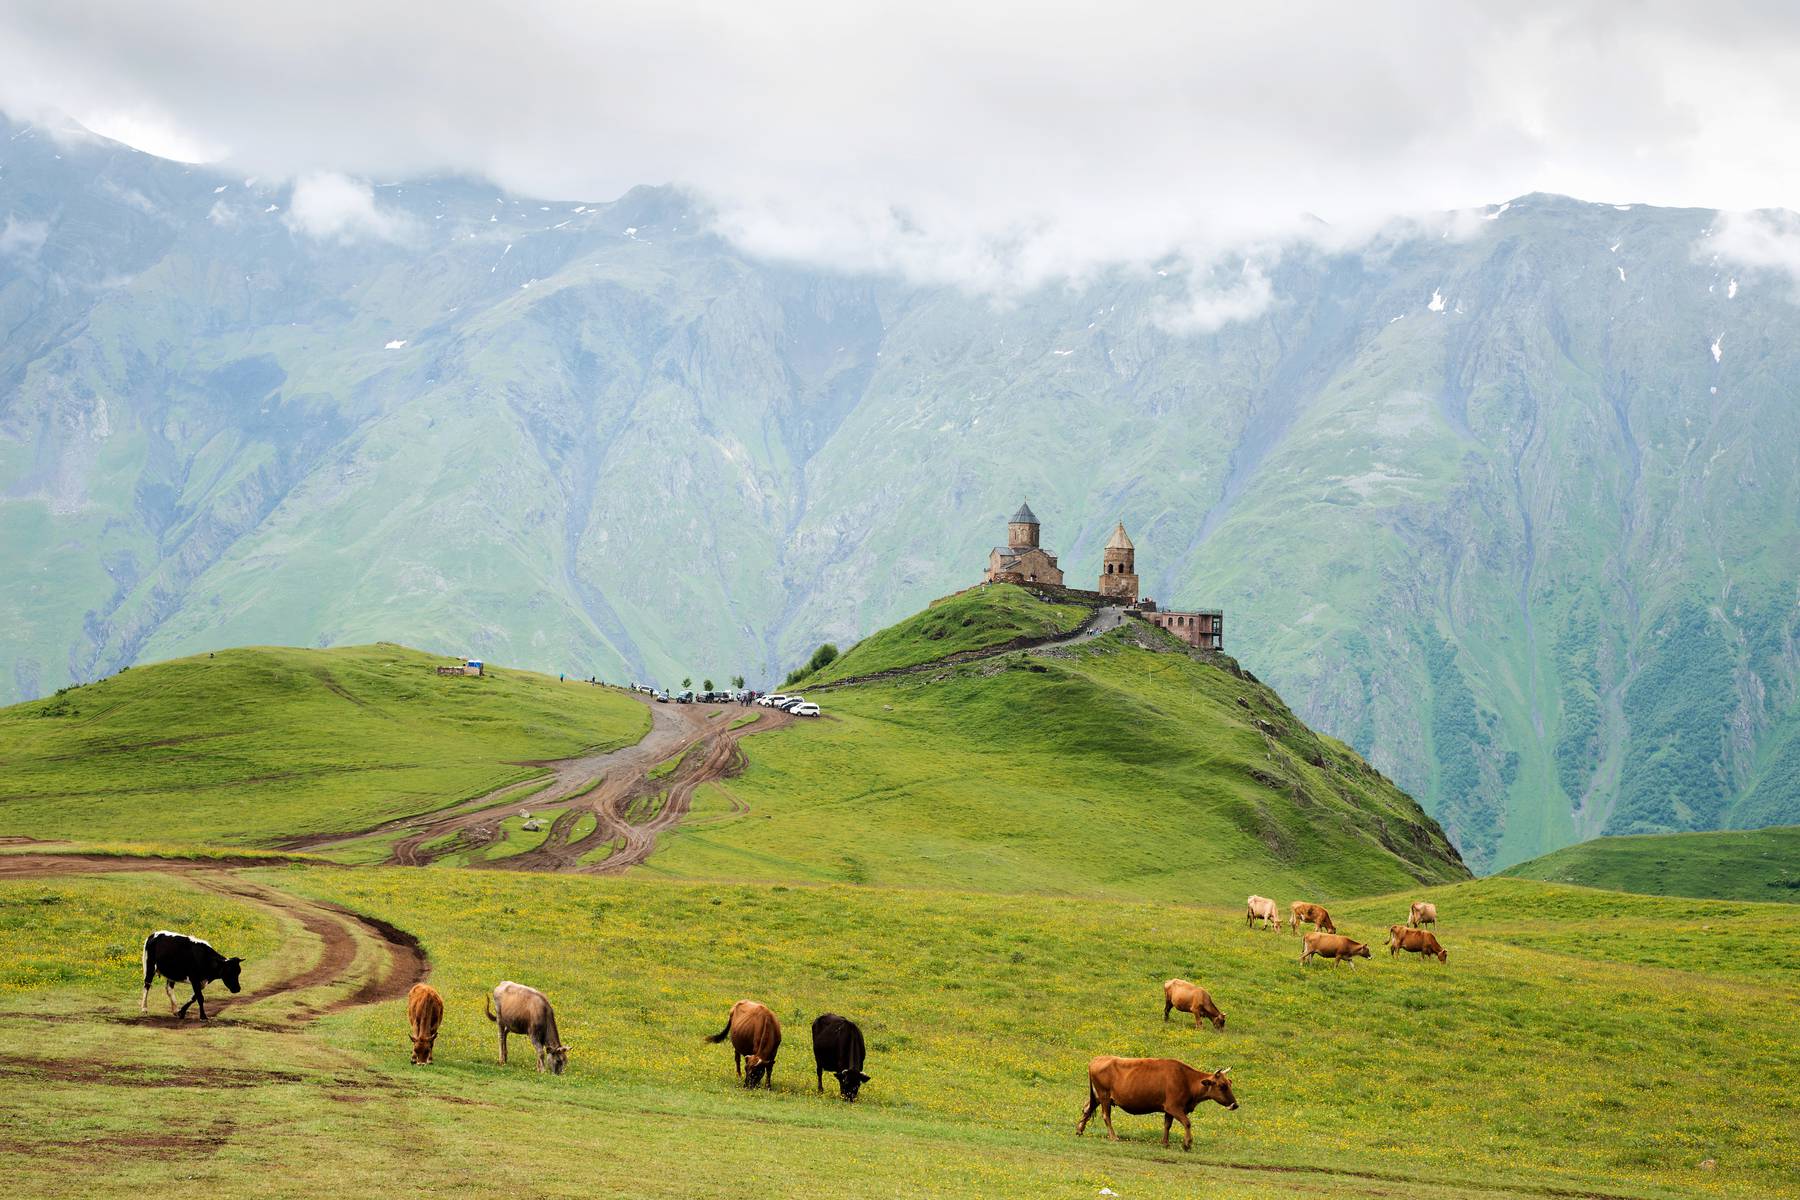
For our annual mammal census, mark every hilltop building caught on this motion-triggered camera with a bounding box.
[984,501,1065,587]
[980,503,1224,651]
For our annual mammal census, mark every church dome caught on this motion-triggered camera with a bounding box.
[1010,501,1040,526]
[1105,521,1134,550]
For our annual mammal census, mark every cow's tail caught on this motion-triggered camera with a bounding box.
[141,933,155,988]
[705,1017,732,1043]
[485,995,497,1024]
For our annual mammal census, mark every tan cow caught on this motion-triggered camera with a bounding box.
[1388,924,1448,963]
[1300,932,1372,967]
[406,982,444,1064]
[1289,901,1336,936]
[1162,979,1226,1030]
[1409,901,1438,928]
[1245,895,1282,932]
[1076,1056,1238,1151]
[486,981,569,1074]
[706,999,782,1089]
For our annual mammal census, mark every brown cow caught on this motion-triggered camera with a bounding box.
[706,999,782,1089]
[407,983,444,1064]
[486,981,569,1074]
[1244,895,1282,932]
[1409,901,1438,929]
[1388,924,1448,963]
[1300,932,1372,967]
[1162,979,1226,1030]
[1289,901,1336,936]
[1076,1056,1237,1151]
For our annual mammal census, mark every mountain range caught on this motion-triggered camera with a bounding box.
[3,113,1796,871]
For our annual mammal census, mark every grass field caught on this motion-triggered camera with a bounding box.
[796,584,1093,686]
[0,866,1794,1199]
[646,626,1466,901]
[1502,826,1800,901]
[0,644,649,845]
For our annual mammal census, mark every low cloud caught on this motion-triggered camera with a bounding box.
[0,213,49,260]
[283,172,411,244]
[1705,210,1800,298]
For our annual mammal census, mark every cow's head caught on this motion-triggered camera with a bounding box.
[1319,916,1336,933]
[1353,942,1371,958]
[1434,947,1448,964]
[835,1068,870,1101]
[1197,1067,1238,1110]
[1209,1009,1226,1031]
[548,1043,570,1075]
[411,1031,437,1065]
[221,957,244,994]
[743,1055,769,1088]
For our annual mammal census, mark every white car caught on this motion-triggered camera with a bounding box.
[758,694,791,708]
[790,702,821,717]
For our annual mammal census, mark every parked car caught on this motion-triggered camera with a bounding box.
[654,690,669,703]
[777,696,807,711]
[790,702,821,717]
[758,693,791,708]
[675,690,695,704]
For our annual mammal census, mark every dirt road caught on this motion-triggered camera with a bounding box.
[295,695,792,874]
[0,854,426,1026]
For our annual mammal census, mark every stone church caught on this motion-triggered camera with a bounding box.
[984,502,1064,586]
[982,501,1224,651]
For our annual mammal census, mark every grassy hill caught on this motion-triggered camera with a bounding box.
[652,601,1467,902]
[1501,826,1800,902]
[0,644,648,846]
[794,583,1094,686]
[1,866,1794,1199]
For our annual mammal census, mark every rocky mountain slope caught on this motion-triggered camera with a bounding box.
[3,115,1796,869]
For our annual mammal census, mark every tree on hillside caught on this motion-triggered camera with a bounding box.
[731,675,745,690]
[681,676,692,690]
[783,643,840,687]
[702,678,714,692]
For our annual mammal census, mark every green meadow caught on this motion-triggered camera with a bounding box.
[1502,825,1800,902]
[1,867,1794,1199]
[1,589,1794,1199]
[0,643,647,845]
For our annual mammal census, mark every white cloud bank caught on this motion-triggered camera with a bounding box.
[1706,210,1800,297]
[283,172,411,243]
[2,0,1799,307]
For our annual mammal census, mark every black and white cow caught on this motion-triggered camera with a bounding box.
[811,1012,869,1100]
[141,931,244,1021]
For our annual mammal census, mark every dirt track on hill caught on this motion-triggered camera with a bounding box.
[294,696,791,874]
[0,855,426,1026]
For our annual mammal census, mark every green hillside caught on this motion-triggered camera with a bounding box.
[652,603,1466,901]
[0,644,648,846]
[795,583,1093,686]
[1501,826,1800,902]
[2,866,1794,1199]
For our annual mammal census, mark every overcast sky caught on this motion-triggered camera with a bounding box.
[4,0,1799,295]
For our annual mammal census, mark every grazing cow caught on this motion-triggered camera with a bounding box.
[707,1000,782,1089]
[1162,979,1226,1030]
[1076,1056,1237,1151]
[407,983,444,1064]
[486,981,569,1074]
[140,931,243,1021]
[1388,925,1448,963]
[1289,901,1336,936]
[811,1013,869,1100]
[1244,895,1282,932]
[1300,932,1372,967]
[1409,901,1438,929]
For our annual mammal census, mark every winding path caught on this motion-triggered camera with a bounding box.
[0,853,427,1026]
[292,694,793,874]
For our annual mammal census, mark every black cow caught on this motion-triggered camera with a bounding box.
[812,1012,869,1100]
[141,931,243,1021]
